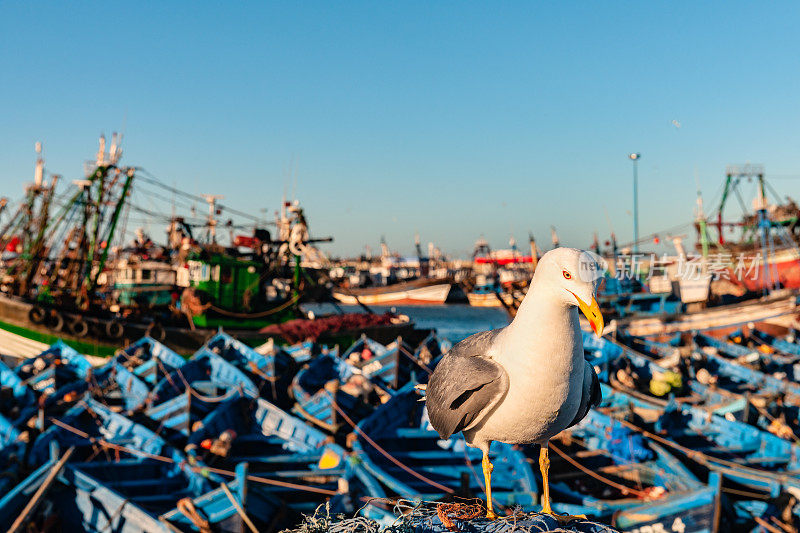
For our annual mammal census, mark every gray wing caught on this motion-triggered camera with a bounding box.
[426,329,509,440]
[566,361,601,429]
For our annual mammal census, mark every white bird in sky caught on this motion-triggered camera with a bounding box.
[425,248,604,520]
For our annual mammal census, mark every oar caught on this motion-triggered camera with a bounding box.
[8,446,75,533]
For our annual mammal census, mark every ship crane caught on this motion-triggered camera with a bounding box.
[700,164,800,293]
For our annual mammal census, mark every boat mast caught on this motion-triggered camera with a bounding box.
[19,142,60,294]
[202,194,223,243]
[87,167,134,294]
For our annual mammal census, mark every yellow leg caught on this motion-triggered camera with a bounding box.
[539,443,552,514]
[481,449,497,519]
[539,442,585,523]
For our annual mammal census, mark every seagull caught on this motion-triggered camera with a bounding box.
[425,248,603,520]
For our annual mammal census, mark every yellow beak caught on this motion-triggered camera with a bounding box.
[569,290,604,337]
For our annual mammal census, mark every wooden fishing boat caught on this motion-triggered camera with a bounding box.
[466,289,514,307]
[597,333,800,449]
[148,348,258,405]
[547,407,722,532]
[627,333,800,402]
[0,441,68,531]
[183,392,387,525]
[204,330,298,408]
[0,413,27,496]
[414,331,449,367]
[747,327,800,357]
[145,349,259,435]
[687,336,800,399]
[112,336,186,385]
[613,291,800,337]
[692,331,800,378]
[14,341,149,413]
[465,277,515,308]
[268,339,316,364]
[342,335,433,391]
[353,384,538,522]
[584,332,745,414]
[0,290,295,356]
[36,398,278,532]
[600,291,682,319]
[0,358,38,427]
[333,277,452,305]
[598,385,800,498]
[290,349,385,433]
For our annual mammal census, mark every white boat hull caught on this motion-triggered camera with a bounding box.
[333,282,451,306]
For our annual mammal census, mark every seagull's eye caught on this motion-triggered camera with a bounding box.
[562,270,572,280]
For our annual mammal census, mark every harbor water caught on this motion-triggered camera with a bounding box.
[302,303,512,343]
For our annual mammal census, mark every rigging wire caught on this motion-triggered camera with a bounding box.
[136,168,272,224]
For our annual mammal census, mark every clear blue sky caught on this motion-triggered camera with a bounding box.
[2,2,800,257]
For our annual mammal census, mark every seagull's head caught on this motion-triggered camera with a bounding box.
[536,248,604,337]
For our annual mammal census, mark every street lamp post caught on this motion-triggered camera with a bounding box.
[629,153,641,254]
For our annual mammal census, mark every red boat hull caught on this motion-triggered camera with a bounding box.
[727,249,800,291]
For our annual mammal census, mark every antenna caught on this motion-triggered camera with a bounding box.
[34,142,44,187]
[96,134,106,166]
[550,226,560,249]
[694,167,704,220]
[109,132,122,164]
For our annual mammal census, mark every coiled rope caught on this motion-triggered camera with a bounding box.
[208,293,300,318]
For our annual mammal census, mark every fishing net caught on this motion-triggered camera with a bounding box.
[282,500,618,533]
[260,313,397,343]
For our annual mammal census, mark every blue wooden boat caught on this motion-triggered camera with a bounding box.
[671,332,800,392]
[695,331,799,365]
[15,341,94,393]
[748,328,800,357]
[30,396,198,467]
[112,336,186,385]
[89,362,150,412]
[0,412,26,496]
[584,332,743,414]
[0,358,37,427]
[145,348,258,436]
[204,330,298,408]
[628,333,800,401]
[414,331,448,367]
[712,329,800,389]
[149,347,258,406]
[275,339,317,364]
[0,441,65,531]
[290,349,385,433]
[353,384,538,522]
[36,398,278,532]
[637,334,800,404]
[598,287,682,318]
[14,342,149,413]
[599,384,800,498]
[609,333,800,453]
[184,391,387,524]
[548,408,722,532]
[342,335,433,390]
[696,345,800,399]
